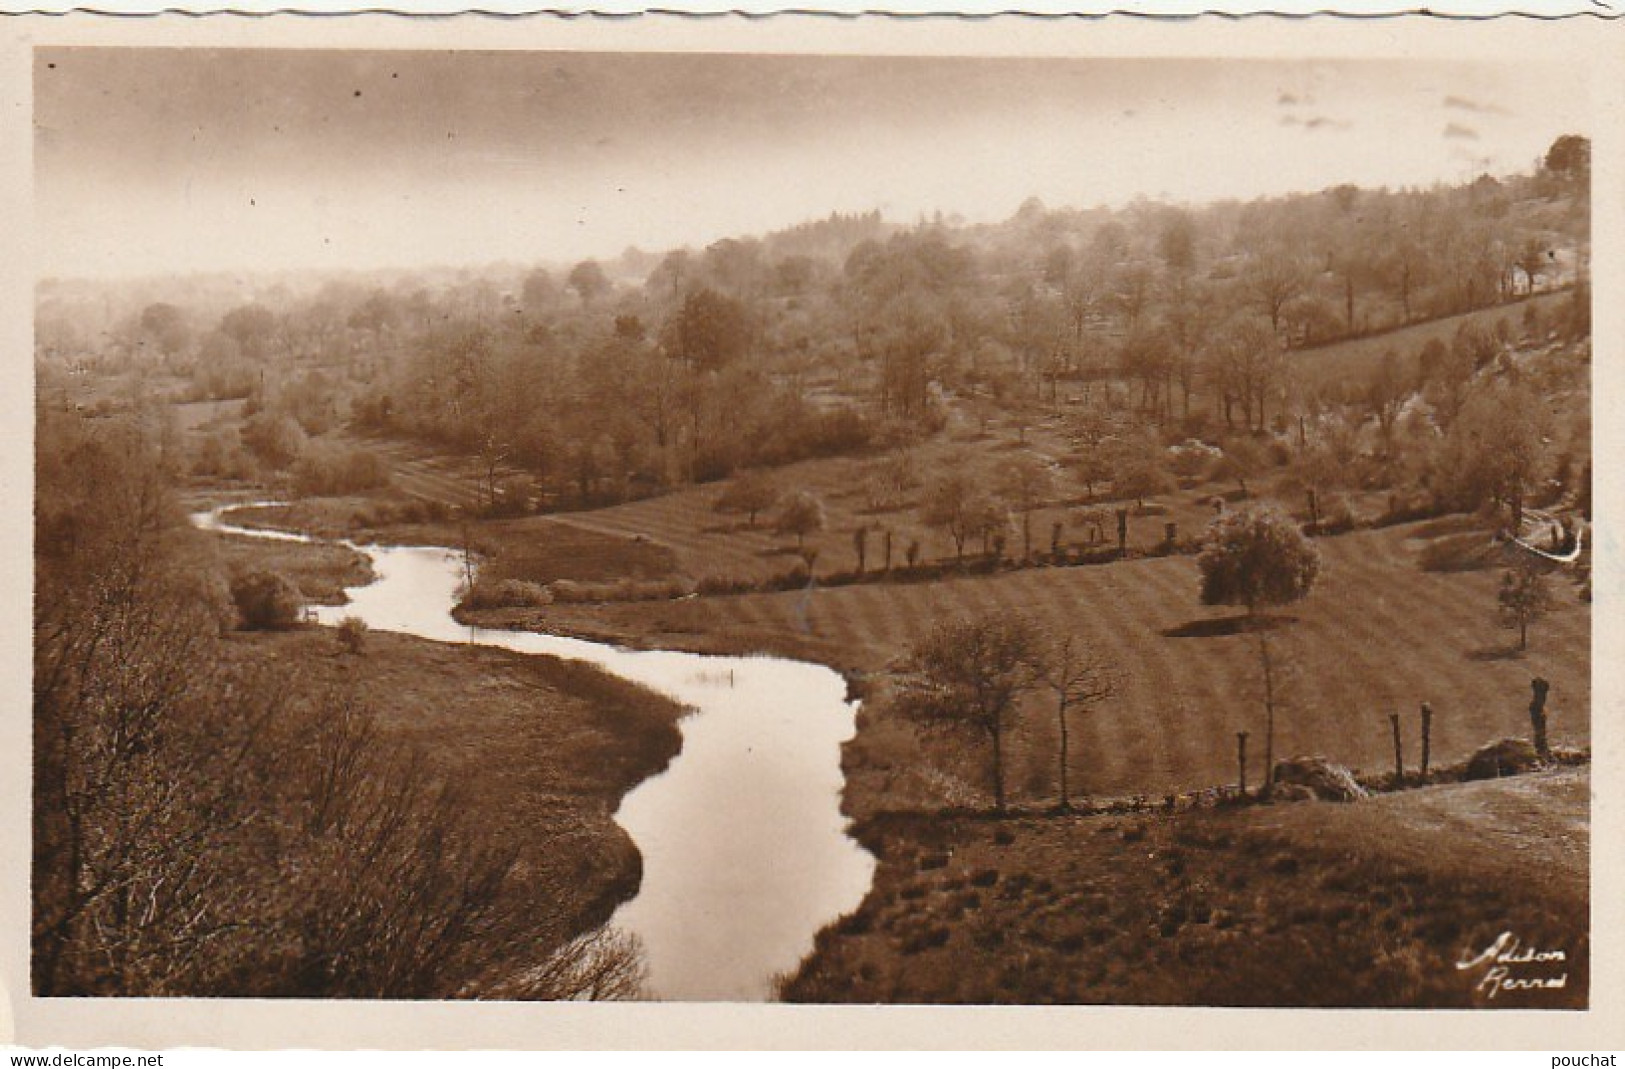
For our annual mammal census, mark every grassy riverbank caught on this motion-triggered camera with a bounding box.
[221,627,689,943]
[206,529,375,605]
[440,501,1589,1008]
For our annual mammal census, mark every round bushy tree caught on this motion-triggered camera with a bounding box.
[1197,504,1320,619]
[714,470,780,528]
[774,490,826,550]
[1197,505,1321,792]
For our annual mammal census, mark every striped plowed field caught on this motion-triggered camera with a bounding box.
[548,521,1589,803]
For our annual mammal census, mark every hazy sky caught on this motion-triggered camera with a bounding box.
[35,50,1590,280]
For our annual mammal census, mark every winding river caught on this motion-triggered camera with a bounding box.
[195,505,876,1002]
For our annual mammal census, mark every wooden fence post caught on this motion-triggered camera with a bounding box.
[1529,677,1551,761]
[1236,731,1249,798]
[1389,712,1404,786]
[1420,702,1433,780]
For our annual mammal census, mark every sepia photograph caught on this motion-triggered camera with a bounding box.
[9,16,1619,1048]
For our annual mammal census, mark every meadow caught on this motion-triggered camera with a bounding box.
[495,517,1589,807]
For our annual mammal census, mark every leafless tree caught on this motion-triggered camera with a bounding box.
[1028,635,1117,810]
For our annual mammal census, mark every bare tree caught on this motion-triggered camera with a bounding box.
[988,451,1053,562]
[922,471,991,565]
[1028,635,1117,810]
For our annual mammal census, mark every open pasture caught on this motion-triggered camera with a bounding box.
[541,518,1590,804]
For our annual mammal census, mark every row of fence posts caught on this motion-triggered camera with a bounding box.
[1234,677,1553,796]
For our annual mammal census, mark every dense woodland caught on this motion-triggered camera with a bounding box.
[39,136,1590,527]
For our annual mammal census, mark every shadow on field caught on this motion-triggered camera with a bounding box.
[1410,514,1493,541]
[1162,614,1296,639]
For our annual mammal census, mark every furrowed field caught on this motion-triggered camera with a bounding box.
[518,517,1589,806]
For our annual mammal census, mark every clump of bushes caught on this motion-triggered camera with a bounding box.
[546,575,698,605]
[293,443,392,496]
[335,615,368,654]
[461,578,555,611]
[477,476,540,520]
[230,569,304,630]
[353,497,454,527]
[1310,493,1359,536]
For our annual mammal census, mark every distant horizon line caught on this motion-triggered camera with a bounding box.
[35,154,1570,290]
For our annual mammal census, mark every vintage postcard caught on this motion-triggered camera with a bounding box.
[2,13,1620,1050]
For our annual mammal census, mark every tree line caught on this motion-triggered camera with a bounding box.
[36,138,1588,516]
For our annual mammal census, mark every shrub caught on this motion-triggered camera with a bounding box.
[355,497,452,527]
[1313,493,1359,536]
[240,412,307,471]
[1198,505,1321,614]
[479,476,538,519]
[230,570,304,630]
[335,616,368,654]
[773,490,827,548]
[713,471,780,527]
[293,443,391,496]
[544,575,696,605]
[192,433,255,481]
[1167,439,1221,478]
[462,578,555,611]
